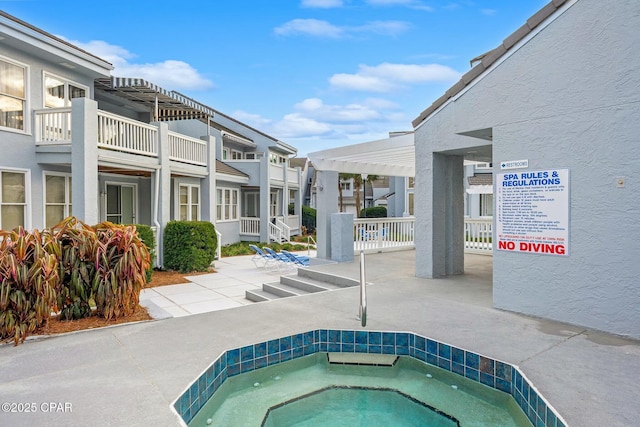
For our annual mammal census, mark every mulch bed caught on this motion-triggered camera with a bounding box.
[35,269,215,336]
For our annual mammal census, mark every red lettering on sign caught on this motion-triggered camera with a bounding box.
[498,241,515,250]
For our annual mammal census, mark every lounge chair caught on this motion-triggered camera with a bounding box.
[262,247,295,271]
[249,244,279,270]
[280,250,310,267]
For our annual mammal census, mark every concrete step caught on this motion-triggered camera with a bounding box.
[245,288,281,302]
[296,268,361,288]
[279,275,337,292]
[263,282,313,298]
[245,268,364,303]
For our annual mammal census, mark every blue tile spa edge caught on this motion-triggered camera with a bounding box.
[171,329,567,427]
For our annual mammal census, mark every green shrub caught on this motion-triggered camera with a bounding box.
[92,222,151,320]
[360,206,387,218]
[133,224,155,283]
[0,227,60,346]
[164,221,217,273]
[302,205,316,233]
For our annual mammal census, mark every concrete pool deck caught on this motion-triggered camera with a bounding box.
[0,251,638,426]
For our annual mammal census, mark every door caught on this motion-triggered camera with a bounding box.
[106,184,135,224]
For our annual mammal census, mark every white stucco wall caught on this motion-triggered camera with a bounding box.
[414,0,640,338]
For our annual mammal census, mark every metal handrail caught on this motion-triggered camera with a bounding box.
[359,250,367,327]
[307,235,317,256]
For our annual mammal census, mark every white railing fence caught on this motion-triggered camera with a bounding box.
[97,110,158,156]
[268,221,282,243]
[168,131,207,166]
[240,217,260,236]
[464,218,493,254]
[35,108,72,143]
[276,218,291,242]
[35,108,207,167]
[354,217,415,253]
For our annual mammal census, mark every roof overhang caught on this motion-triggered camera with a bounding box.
[0,11,112,76]
[221,131,256,148]
[95,77,216,123]
[308,133,414,177]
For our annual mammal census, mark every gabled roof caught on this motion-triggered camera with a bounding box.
[412,0,570,128]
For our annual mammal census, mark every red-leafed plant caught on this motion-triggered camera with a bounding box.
[50,217,99,320]
[0,227,60,345]
[92,222,150,320]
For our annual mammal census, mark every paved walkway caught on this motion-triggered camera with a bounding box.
[139,251,318,318]
[1,251,638,427]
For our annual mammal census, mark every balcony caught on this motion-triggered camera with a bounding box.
[34,107,208,167]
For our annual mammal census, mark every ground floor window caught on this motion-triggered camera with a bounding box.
[44,173,72,227]
[106,183,136,224]
[216,187,238,221]
[1,169,28,230]
[179,184,200,221]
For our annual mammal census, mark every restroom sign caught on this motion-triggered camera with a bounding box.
[496,169,569,256]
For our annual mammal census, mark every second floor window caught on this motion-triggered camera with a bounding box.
[0,57,27,131]
[44,73,87,108]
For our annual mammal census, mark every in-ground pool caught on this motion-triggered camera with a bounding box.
[174,329,566,427]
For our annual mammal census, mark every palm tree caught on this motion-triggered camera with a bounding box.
[340,173,380,217]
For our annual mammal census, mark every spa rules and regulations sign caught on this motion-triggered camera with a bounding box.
[496,168,569,256]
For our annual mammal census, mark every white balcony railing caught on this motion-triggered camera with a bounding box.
[35,107,72,144]
[97,110,157,157]
[464,218,493,254]
[354,217,415,253]
[35,108,210,167]
[168,131,207,166]
[269,163,283,181]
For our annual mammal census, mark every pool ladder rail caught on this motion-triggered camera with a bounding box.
[358,250,367,327]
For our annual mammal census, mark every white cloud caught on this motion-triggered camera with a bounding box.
[365,0,433,11]
[235,97,405,143]
[481,9,497,16]
[63,38,214,91]
[355,21,411,36]
[274,19,410,38]
[274,19,344,38]
[301,0,343,8]
[330,62,461,92]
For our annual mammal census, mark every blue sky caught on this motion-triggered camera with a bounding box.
[2,0,546,156]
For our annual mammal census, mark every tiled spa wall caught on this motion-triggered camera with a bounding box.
[174,329,566,427]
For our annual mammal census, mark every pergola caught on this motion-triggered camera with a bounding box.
[308,132,415,177]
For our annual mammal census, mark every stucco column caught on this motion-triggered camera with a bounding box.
[201,135,216,222]
[154,121,171,267]
[415,153,464,278]
[71,97,99,225]
[315,170,339,260]
[259,155,270,242]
